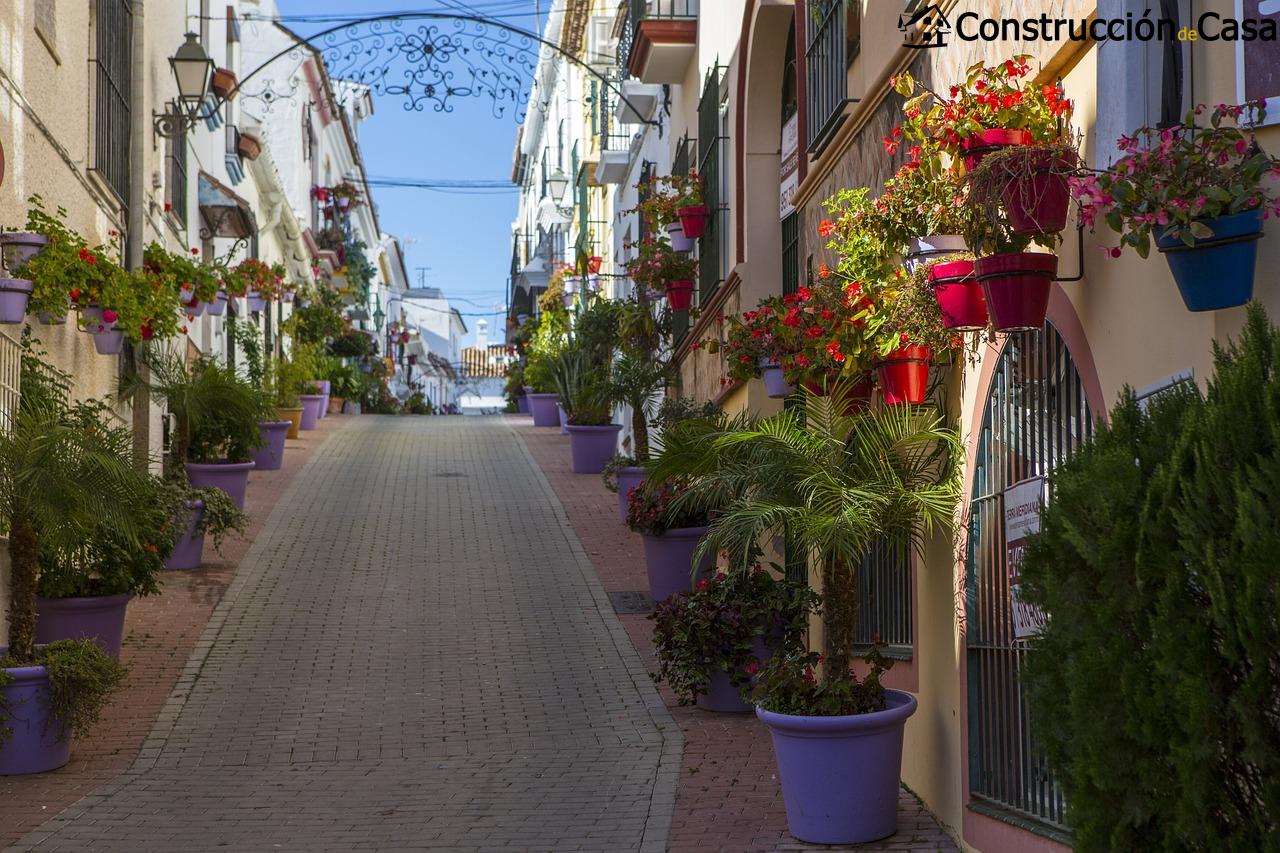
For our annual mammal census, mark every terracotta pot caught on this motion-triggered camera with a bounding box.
[236,132,262,161]
[275,406,303,439]
[211,67,238,100]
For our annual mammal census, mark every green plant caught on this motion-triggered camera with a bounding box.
[625,478,706,535]
[648,387,961,714]
[861,261,962,358]
[128,352,264,467]
[651,565,816,706]
[751,643,892,716]
[12,196,99,321]
[1072,101,1280,257]
[155,476,246,556]
[873,160,975,253]
[524,310,569,392]
[600,351,667,460]
[551,350,611,425]
[601,453,639,493]
[632,172,704,229]
[962,143,1078,253]
[328,328,375,359]
[1021,303,1280,850]
[651,397,720,432]
[0,639,126,748]
[405,391,431,415]
[285,292,346,344]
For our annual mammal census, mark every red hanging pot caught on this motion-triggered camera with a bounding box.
[928,259,988,331]
[876,345,932,405]
[1002,149,1073,236]
[962,128,1032,170]
[666,280,694,311]
[800,372,874,415]
[588,255,603,274]
[974,252,1057,333]
[677,205,709,239]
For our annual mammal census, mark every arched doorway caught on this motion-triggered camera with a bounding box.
[965,320,1095,831]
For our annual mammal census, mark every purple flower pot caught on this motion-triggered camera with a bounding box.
[527,393,560,428]
[165,500,206,570]
[314,380,332,418]
[0,278,33,323]
[251,421,290,471]
[566,424,621,474]
[185,299,206,317]
[204,292,228,316]
[757,689,919,844]
[246,292,267,313]
[517,395,530,414]
[299,394,325,430]
[186,461,255,511]
[0,660,71,775]
[760,359,794,399]
[640,526,713,602]
[616,466,647,524]
[697,636,773,713]
[35,593,133,659]
[93,330,124,355]
[0,232,50,270]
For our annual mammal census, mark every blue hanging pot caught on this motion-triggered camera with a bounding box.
[1156,209,1262,312]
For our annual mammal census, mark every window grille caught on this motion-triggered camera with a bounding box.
[93,0,133,203]
[696,65,726,306]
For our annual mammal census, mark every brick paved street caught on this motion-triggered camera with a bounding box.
[9,415,680,852]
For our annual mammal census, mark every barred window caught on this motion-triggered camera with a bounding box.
[166,111,189,228]
[93,0,133,203]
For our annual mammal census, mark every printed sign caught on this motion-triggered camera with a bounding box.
[1238,0,1280,125]
[1004,477,1047,640]
[779,113,799,219]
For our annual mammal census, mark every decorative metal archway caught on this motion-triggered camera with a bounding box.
[227,12,657,127]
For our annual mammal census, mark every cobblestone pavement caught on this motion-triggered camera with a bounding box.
[516,420,960,853]
[10,416,680,852]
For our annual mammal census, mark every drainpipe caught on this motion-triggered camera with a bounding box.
[127,0,150,470]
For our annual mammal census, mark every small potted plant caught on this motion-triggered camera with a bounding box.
[712,298,796,398]
[858,264,962,405]
[895,57,1077,235]
[160,477,248,571]
[523,309,569,428]
[1072,101,1280,312]
[633,174,703,249]
[554,351,621,474]
[872,158,973,266]
[131,352,263,510]
[925,255,988,332]
[234,258,285,313]
[627,479,713,602]
[651,565,815,713]
[330,180,364,212]
[646,245,698,312]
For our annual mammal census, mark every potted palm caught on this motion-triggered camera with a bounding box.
[131,353,262,510]
[649,386,961,844]
[1072,101,1280,312]
[0,340,136,775]
[555,353,621,474]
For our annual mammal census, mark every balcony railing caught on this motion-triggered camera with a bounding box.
[619,0,699,79]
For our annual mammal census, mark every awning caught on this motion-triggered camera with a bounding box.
[198,172,257,239]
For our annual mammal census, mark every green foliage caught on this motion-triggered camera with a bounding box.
[0,639,127,748]
[405,391,431,415]
[13,195,99,321]
[600,351,668,459]
[752,644,892,716]
[153,477,246,556]
[650,566,815,706]
[328,329,375,359]
[129,352,264,465]
[1022,302,1280,850]
[648,384,961,708]
[285,291,346,345]
[601,453,639,493]
[652,396,721,432]
[525,310,569,392]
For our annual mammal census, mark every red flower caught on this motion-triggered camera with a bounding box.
[744,660,761,675]
[817,262,831,279]
[796,286,811,302]
[818,219,836,238]
[696,579,709,591]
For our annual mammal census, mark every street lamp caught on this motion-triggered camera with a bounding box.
[154,33,215,138]
[545,168,570,201]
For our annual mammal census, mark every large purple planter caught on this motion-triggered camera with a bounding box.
[299,394,325,430]
[35,593,133,659]
[757,689,919,844]
[566,424,621,474]
[186,461,255,511]
[0,661,71,775]
[0,278,33,323]
[517,395,530,414]
[314,380,332,418]
[616,466,647,524]
[527,393,560,427]
[558,403,568,434]
[640,526,713,602]
[251,421,290,471]
[165,500,206,570]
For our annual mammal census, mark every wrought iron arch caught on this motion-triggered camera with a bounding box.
[228,12,659,127]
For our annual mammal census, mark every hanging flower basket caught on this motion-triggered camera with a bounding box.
[760,358,794,399]
[1156,209,1262,312]
[876,345,932,405]
[665,221,695,253]
[246,291,267,313]
[666,280,694,311]
[0,278,33,324]
[927,259,988,331]
[205,291,228,316]
[998,149,1075,236]
[904,235,967,272]
[974,251,1057,333]
[677,205,709,239]
[961,128,1032,170]
[588,255,603,274]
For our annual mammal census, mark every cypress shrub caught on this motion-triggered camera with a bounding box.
[1022,303,1280,851]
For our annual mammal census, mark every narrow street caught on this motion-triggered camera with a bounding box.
[10,417,680,852]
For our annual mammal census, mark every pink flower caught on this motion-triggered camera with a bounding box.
[101,309,118,323]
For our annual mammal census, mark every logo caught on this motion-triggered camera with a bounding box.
[900,3,950,49]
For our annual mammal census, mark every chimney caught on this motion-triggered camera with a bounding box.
[475,318,489,351]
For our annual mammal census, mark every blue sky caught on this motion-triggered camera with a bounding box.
[275,1,546,346]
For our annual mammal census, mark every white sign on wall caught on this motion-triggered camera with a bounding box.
[779,113,799,220]
[1004,477,1047,640]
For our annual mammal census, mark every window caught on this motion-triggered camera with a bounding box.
[805,0,851,154]
[696,65,726,306]
[853,541,911,656]
[966,322,1094,833]
[93,0,132,202]
[165,112,189,228]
